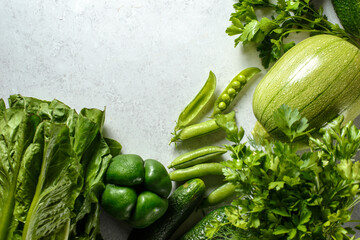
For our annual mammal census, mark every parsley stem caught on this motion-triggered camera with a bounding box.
[279,29,329,43]
[348,220,360,223]
[347,195,360,209]
[281,15,332,32]
[298,1,323,17]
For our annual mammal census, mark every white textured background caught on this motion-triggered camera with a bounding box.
[1,0,358,239]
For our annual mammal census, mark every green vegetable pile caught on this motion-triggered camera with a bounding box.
[0,94,121,240]
[206,105,360,239]
[2,1,359,240]
[171,67,261,144]
[166,1,360,239]
[101,154,171,229]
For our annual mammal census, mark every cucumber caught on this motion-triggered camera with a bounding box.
[252,34,360,141]
[332,0,360,38]
[128,178,206,240]
[179,206,234,240]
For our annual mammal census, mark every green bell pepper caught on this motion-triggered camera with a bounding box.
[101,154,172,228]
[144,159,172,198]
[101,185,137,220]
[129,191,168,228]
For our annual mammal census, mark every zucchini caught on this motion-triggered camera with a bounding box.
[179,206,234,240]
[252,34,360,141]
[128,178,206,240]
[332,0,360,38]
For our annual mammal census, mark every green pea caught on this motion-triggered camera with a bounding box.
[169,163,225,182]
[212,67,261,117]
[237,74,246,84]
[221,93,230,102]
[231,80,241,89]
[227,88,236,96]
[218,102,227,110]
[173,71,216,132]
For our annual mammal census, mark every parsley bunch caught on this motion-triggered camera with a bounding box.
[207,105,360,240]
[226,0,359,68]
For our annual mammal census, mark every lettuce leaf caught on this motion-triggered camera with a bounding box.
[0,107,39,240]
[21,123,82,239]
[0,95,118,240]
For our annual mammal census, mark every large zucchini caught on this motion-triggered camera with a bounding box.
[252,34,360,141]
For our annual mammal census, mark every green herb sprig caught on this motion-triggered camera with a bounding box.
[208,105,360,240]
[226,0,359,68]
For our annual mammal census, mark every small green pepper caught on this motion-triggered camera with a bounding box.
[130,191,168,228]
[101,184,137,220]
[106,154,144,186]
[144,159,172,198]
[101,154,172,228]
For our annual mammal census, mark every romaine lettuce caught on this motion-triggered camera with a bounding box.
[0,94,119,240]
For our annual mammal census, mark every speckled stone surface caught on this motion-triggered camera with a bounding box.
[1,0,359,239]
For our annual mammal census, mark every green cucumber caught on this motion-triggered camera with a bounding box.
[180,206,234,240]
[128,178,206,240]
[252,34,360,141]
[332,0,360,38]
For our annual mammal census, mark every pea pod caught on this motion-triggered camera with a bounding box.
[202,182,236,207]
[171,118,218,142]
[171,111,234,143]
[174,71,216,132]
[169,163,225,182]
[168,146,227,169]
[212,67,261,117]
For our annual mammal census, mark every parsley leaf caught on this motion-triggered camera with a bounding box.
[273,104,311,142]
[207,105,360,239]
[227,0,359,68]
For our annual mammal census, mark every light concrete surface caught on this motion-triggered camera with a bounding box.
[0,0,359,239]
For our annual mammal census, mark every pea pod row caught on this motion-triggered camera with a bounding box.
[169,163,225,182]
[211,67,261,117]
[168,146,227,169]
[173,71,216,132]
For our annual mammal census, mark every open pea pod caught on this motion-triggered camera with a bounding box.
[173,71,216,132]
[211,67,261,117]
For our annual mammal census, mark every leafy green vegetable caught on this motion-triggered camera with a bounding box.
[0,94,119,240]
[207,106,360,239]
[272,104,312,142]
[21,123,81,239]
[227,0,359,68]
[0,107,39,240]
